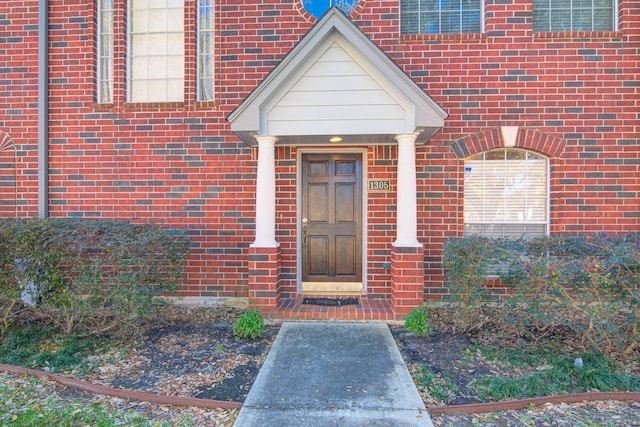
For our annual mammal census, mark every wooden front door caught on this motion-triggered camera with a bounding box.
[301,153,363,294]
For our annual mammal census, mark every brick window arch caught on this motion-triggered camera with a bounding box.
[451,127,565,239]
[450,127,566,159]
[0,131,17,215]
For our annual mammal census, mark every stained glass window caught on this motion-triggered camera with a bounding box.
[302,0,359,19]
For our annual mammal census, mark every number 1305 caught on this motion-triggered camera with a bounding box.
[368,180,390,192]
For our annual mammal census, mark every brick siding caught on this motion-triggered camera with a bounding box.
[0,0,638,302]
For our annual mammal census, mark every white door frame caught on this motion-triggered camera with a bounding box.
[296,147,368,295]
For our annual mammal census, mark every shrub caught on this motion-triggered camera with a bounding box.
[233,309,264,340]
[443,233,640,356]
[0,218,190,337]
[404,306,433,337]
[442,235,508,331]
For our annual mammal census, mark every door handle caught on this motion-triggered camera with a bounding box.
[302,217,308,248]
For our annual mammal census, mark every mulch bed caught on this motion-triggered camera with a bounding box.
[4,304,639,426]
[77,305,277,425]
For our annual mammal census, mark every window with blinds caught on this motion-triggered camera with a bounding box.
[464,149,548,239]
[400,0,482,35]
[533,0,616,32]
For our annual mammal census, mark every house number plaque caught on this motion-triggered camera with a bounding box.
[368,179,390,192]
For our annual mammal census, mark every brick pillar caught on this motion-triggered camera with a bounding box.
[391,245,425,316]
[248,246,281,313]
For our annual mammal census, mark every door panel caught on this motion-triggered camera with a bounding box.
[335,236,356,276]
[308,183,328,222]
[335,183,355,222]
[302,153,362,290]
[308,236,328,276]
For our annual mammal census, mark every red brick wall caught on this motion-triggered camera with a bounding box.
[1,1,639,301]
[0,1,39,217]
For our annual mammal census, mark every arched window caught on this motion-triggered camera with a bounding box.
[464,148,548,238]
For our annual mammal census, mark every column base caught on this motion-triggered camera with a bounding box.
[390,245,425,316]
[247,246,281,313]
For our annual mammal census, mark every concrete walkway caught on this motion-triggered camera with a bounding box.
[234,322,432,426]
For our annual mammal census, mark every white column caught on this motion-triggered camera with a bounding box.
[251,136,279,247]
[394,133,422,247]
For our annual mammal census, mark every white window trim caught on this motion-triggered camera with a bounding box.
[197,0,215,102]
[97,0,114,104]
[399,0,485,35]
[464,149,550,239]
[533,0,618,33]
[126,0,185,103]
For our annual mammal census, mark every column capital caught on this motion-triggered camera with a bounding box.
[394,132,419,144]
[255,135,278,145]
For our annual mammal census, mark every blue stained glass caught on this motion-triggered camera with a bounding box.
[302,0,360,19]
[401,0,481,34]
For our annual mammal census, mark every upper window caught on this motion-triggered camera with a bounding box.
[464,149,548,239]
[97,0,114,103]
[533,0,616,32]
[400,0,482,35]
[198,0,215,101]
[128,0,185,103]
[97,1,214,104]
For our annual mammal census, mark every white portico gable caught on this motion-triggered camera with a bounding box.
[227,7,447,315]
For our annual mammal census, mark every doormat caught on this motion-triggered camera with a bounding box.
[302,297,359,306]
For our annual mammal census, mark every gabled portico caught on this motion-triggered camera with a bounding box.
[228,8,447,319]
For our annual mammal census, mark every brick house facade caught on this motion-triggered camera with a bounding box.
[1,1,638,320]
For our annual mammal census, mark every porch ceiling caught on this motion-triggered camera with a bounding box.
[227,8,447,147]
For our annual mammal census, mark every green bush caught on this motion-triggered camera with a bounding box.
[233,309,264,340]
[0,218,190,337]
[442,236,504,330]
[404,306,433,337]
[443,233,640,355]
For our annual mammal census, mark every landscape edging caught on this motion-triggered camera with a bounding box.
[2,364,638,415]
[429,392,640,415]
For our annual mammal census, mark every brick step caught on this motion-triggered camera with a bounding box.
[267,297,400,322]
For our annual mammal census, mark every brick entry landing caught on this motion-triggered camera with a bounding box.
[249,246,424,322]
[269,297,398,322]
